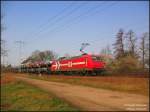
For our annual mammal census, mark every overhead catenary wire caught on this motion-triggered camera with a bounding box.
[36,2,75,30]
[29,1,107,42]
[28,1,88,42]
[30,1,117,42]
[23,2,75,41]
[48,1,117,36]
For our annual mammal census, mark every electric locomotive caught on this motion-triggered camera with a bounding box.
[51,53,105,75]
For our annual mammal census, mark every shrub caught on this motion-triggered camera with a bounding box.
[106,55,142,74]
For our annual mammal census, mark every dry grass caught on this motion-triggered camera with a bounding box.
[1,73,16,85]
[15,73,149,96]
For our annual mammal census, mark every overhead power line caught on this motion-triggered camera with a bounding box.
[50,1,117,35]
[28,2,88,42]
[37,2,75,29]
[26,2,75,39]
[37,2,87,33]
[45,1,111,35]
[30,1,107,42]
[23,2,74,41]
[31,1,117,41]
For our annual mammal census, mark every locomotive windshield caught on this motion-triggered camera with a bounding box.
[92,56,104,61]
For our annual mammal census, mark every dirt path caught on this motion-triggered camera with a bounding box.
[15,76,149,111]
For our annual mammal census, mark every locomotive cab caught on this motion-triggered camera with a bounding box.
[91,55,105,70]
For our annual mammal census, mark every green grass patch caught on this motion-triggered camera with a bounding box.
[1,80,78,111]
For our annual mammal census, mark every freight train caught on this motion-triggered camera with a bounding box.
[18,53,105,75]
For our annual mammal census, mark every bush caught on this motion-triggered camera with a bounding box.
[106,55,142,73]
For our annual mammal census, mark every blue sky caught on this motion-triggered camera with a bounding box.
[1,1,149,66]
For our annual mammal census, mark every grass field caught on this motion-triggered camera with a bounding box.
[1,74,78,111]
[16,73,149,96]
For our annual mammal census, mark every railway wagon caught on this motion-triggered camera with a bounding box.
[20,61,52,74]
[51,54,105,75]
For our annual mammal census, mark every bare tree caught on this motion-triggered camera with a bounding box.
[140,32,149,69]
[113,29,125,59]
[145,33,149,68]
[101,45,112,55]
[100,45,113,64]
[126,30,137,57]
[42,50,57,61]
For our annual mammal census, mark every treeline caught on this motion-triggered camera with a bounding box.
[21,50,58,64]
[102,29,149,75]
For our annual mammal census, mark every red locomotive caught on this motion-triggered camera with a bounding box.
[51,53,105,75]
